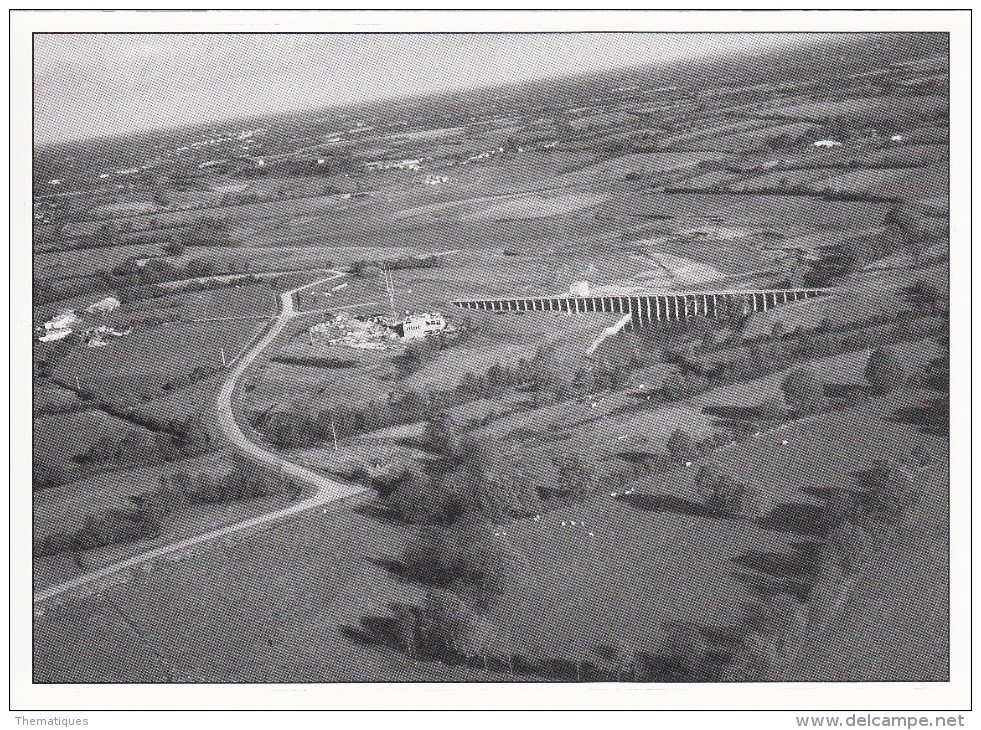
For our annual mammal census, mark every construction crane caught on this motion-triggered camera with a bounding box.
[380,264,397,316]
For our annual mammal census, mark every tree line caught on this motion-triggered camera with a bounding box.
[34,456,295,557]
[252,305,944,456]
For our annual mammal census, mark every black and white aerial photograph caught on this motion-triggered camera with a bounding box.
[12,7,970,719]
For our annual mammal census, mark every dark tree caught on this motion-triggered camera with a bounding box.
[387,469,447,524]
[424,409,461,457]
[861,460,918,524]
[695,464,758,518]
[666,429,694,462]
[415,588,497,664]
[662,372,687,402]
[780,367,827,415]
[864,346,906,396]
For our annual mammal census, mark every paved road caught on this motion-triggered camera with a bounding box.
[34,274,369,606]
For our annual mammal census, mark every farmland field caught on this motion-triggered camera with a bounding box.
[174,283,277,320]
[34,410,149,466]
[33,381,83,414]
[32,451,299,593]
[685,122,822,153]
[490,392,946,672]
[605,191,891,231]
[562,152,731,184]
[784,462,948,681]
[33,385,947,682]
[52,319,266,402]
[762,95,947,124]
[814,166,948,202]
[657,119,775,149]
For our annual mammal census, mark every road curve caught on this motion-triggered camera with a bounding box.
[35,274,369,605]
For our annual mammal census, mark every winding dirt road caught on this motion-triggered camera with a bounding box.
[34,274,370,606]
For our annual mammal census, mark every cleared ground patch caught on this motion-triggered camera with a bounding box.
[685,122,822,153]
[463,192,608,222]
[562,152,731,184]
[762,95,947,125]
[589,246,726,292]
[814,166,948,203]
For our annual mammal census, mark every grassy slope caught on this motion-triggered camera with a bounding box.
[474,337,939,464]
[32,451,308,592]
[52,319,265,399]
[34,497,494,682]
[492,387,947,678]
[33,382,947,682]
[33,410,149,464]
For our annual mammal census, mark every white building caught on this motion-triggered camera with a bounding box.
[39,328,72,343]
[402,313,447,340]
[85,296,121,314]
[812,139,842,148]
[44,310,78,331]
[569,280,590,297]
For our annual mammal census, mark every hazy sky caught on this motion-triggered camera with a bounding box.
[34,33,810,145]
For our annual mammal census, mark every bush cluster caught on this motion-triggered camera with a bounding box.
[394,517,525,665]
[34,506,161,557]
[70,412,217,475]
[694,464,765,520]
